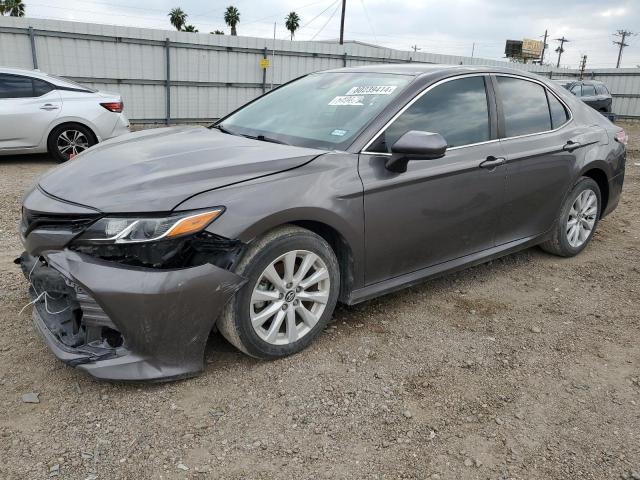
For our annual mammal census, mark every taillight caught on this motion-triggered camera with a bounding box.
[614,129,628,146]
[100,101,123,113]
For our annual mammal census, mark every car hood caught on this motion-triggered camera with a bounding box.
[38,126,326,213]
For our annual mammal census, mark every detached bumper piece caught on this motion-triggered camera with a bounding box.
[19,251,245,381]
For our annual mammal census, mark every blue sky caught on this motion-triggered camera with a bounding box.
[21,0,640,68]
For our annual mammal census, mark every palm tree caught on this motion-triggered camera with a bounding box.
[224,6,240,36]
[211,30,225,35]
[285,12,300,41]
[183,24,198,33]
[1,0,26,16]
[168,7,187,31]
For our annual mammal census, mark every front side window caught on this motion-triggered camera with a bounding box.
[219,72,412,149]
[372,76,490,151]
[0,74,35,99]
[582,84,596,97]
[497,77,551,137]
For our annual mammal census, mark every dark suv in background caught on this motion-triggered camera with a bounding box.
[558,80,613,114]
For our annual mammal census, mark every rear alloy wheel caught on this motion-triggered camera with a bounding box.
[540,177,601,257]
[48,124,96,162]
[218,225,340,359]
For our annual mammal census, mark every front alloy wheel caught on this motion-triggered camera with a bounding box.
[251,250,330,345]
[218,225,340,359]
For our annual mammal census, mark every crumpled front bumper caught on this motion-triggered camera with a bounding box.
[21,250,245,381]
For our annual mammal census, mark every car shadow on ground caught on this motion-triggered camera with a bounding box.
[0,153,56,165]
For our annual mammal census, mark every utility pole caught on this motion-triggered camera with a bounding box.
[555,36,569,68]
[471,42,475,58]
[339,0,346,45]
[579,54,587,80]
[539,29,548,64]
[411,44,421,53]
[613,30,635,68]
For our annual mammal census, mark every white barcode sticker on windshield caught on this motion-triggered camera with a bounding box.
[329,95,364,106]
[345,85,397,96]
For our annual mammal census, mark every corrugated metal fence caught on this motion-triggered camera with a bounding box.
[1,16,639,122]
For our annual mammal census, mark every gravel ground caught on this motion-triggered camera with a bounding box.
[0,124,639,480]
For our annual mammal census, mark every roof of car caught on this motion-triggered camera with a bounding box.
[322,63,548,79]
[0,67,78,87]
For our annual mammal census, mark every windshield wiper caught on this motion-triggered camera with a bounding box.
[241,134,289,145]
[211,124,235,135]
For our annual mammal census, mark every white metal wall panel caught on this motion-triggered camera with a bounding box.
[0,16,637,120]
[0,32,32,68]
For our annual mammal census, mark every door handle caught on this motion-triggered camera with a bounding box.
[40,104,59,111]
[479,156,505,170]
[563,140,582,152]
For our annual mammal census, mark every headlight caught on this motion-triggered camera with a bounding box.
[74,208,224,244]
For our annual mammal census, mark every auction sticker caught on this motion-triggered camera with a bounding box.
[345,85,397,95]
[329,95,364,106]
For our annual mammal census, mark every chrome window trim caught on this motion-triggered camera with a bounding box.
[360,72,574,156]
[495,73,574,142]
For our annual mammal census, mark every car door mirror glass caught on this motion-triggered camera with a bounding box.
[386,130,448,173]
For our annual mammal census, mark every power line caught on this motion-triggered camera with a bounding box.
[359,0,377,45]
[311,1,342,41]
[297,0,340,33]
[613,30,636,68]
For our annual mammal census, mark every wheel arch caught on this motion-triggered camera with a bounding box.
[226,209,363,302]
[45,119,100,150]
[579,166,609,216]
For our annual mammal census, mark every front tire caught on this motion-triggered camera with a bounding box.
[47,124,96,162]
[218,225,340,359]
[540,177,601,257]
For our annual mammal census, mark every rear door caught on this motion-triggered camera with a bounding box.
[0,74,62,149]
[359,74,507,284]
[493,75,584,245]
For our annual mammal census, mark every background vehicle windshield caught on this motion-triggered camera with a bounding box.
[219,72,412,149]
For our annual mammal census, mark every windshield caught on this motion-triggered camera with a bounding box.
[218,72,412,149]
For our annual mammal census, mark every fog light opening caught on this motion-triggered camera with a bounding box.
[102,327,124,348]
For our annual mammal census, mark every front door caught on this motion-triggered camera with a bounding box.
[359,75,507,284]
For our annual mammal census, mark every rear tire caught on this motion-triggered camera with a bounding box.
[218,225,340,359]
[540,177,601,257]
[47,123,96,162]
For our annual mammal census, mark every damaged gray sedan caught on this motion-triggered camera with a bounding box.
[18,65,626,381]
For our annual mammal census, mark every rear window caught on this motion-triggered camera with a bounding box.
[595,84,609,95]
[582,84,596,96]
[497,76,551,137]
[45,74,96,92]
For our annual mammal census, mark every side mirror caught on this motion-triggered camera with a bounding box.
[385,131,448,173]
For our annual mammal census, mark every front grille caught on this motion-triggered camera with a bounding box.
[22,208,99,236]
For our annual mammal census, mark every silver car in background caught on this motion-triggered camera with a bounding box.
[0,67,130,161]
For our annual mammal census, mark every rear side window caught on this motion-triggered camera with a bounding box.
[33,79,54,96]
[547,92,570,129]
[570,84,582,96]
[582,84,596,96]
[497,77,551,137]
[0,74,34,98]
[378,76,490,150]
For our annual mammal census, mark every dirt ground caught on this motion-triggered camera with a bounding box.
[0,123,638,480]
